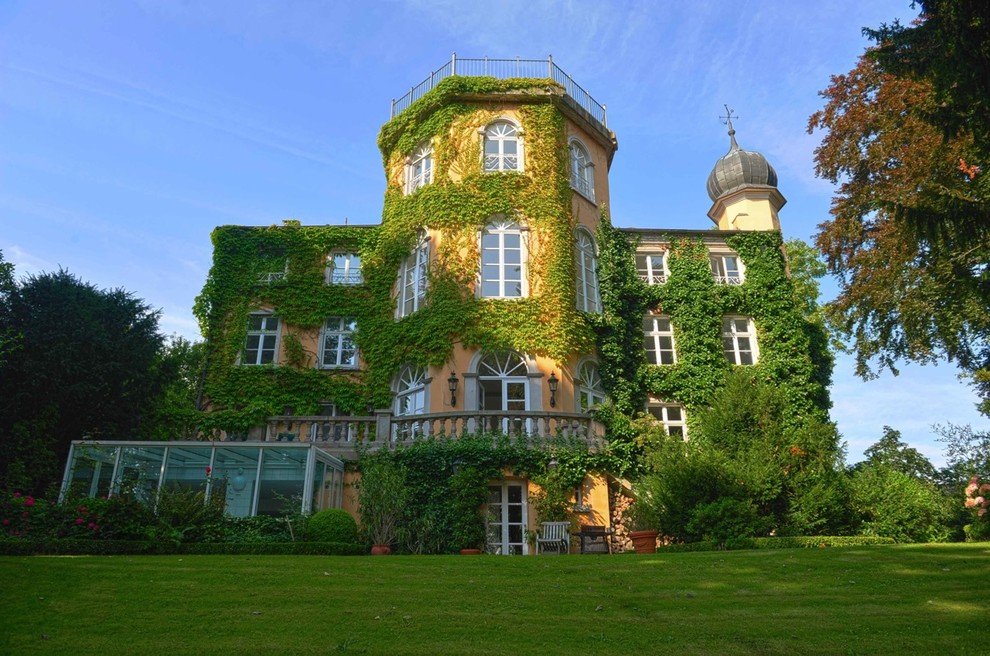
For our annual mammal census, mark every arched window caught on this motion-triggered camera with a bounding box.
[478,351,529,433]
[576,361,605,412]
[480,219,526,298]
[396,230,430,318]
[394,365,427,417]
[575,230,600,312]
[569,140,595,201]
[406,141,433,193]
[483,121,522,172]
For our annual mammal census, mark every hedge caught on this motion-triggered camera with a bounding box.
[655,535,897,553]
[0,540,366,556]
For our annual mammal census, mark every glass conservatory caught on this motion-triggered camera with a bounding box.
[59,441,346,517]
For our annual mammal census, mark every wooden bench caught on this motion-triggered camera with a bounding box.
[578,525,612,554]
[536,521,571,554]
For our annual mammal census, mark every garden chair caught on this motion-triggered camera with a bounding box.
[578,525,613,554]
[537,521,571,554]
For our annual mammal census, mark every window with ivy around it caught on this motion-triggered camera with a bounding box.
[393,365,428,439]
[396,231,430,318]
[643,315,676,365]
[576,361,605,412]
[569,139,595,201]
[722,316,758,364]
[635,251,668,285]
[319,317,357,369]
[406,141,433,194]
[575,230,600,313]
[479,219,526,298]
[243,313,279,365]
[647,401,687,438]
[326,252,362,285]
[710,252,743,285]
[483,121,522,172]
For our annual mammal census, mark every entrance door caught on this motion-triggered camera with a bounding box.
[486,481,528,555]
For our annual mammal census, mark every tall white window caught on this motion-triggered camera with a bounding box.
[396,230,430,318]
[319,317,357,369]
[722,316,758,364]
[569,140,595,201]
[393,364,428,439]
[480,219,526,298]
[243,314,279,365]
[577,361,605,412]
[575,230,601,313]
[647,401,688,438]
[636,252,668,285]
[644,315,676,365]
[326,252,362,285]
[483,121,522,172]
[711,253,743,285]
[406,142,433,193]
[478,351,529,433]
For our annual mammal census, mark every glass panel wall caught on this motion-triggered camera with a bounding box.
[257,447,309,516]
[61,442,343,517]
[214,446,261,517]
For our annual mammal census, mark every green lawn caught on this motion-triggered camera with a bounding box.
[2,543,987,655]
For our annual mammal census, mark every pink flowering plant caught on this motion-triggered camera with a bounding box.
[963,476,990,541]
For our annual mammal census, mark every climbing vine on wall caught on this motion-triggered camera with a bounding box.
[592,215,833,475]
[193,76,596,432]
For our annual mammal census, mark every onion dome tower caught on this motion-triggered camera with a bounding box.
[706,107,785,231]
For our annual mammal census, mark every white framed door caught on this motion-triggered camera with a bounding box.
[478,351,530,433]
[486,481,528,555]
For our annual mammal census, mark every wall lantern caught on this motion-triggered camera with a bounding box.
[448,371,459,406]
[548,371,559,408]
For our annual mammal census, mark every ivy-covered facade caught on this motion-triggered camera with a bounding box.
[183,61,830,553]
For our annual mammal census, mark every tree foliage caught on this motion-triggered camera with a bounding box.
[858,426,939,483]
[809,7,990,413]
[0,268,172,494]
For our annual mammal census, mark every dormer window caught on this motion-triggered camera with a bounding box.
[569,139,595,201]
[406,142,433,193]
[483,121,522,172]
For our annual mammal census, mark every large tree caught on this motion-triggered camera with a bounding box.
[0,267,172,494]
[809,2,990,414]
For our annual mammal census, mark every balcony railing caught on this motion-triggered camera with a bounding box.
[390,54,608,131]
[638,272,668,285]
[254,410,605,457]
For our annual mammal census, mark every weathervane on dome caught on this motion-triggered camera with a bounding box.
[719,104,740,151]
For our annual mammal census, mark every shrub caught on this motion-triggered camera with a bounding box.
[307,509,358,544]
[154,484,226,544]
[686,498,770,544]
[850,465,952,543]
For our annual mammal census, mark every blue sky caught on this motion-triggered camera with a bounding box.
[1,0,986,465]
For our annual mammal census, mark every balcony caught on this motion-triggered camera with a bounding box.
[252,410,606,460]
[390,54,608,133]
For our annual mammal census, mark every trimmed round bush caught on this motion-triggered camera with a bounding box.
[306,509,358,544]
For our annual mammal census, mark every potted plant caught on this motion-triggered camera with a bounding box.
[356,456,409,555]
[626,492,661,554]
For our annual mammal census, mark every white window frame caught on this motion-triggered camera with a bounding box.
[242,313,280,366]
[479,219,528,299]
[393,364,428,439]
[318,317,358,369]
[575,229,601,313]
[326,252,362,285]
[569,138,595,202]
[406,141,433,194]
[710,252,744,285]
[647,400,688,438]
[482,120,524,172]
[396,231,430,318]
[635,251,668,285]
[576,360,605,413]
[722,316,759,365]
[644,315,676,365]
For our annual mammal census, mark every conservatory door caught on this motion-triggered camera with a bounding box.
[486,482,528,555]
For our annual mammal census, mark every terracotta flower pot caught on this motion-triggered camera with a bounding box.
[459,548,482,555]
[370,544,392,555]
[628,530,658,554]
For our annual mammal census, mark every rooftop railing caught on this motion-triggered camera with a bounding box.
[390,54,608,130]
